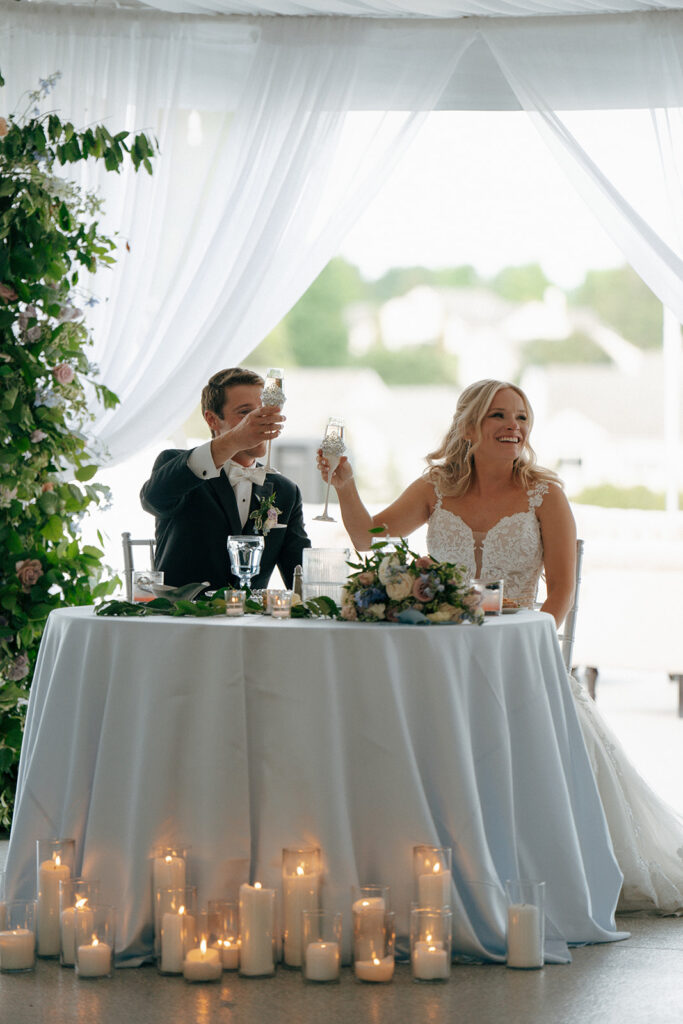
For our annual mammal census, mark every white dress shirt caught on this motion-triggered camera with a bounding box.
[188,441,253,527]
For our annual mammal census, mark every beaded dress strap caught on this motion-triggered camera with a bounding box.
[433,486,444,513]
[527,481,549,511]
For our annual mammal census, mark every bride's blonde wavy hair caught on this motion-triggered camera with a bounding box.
[424,379,562,497]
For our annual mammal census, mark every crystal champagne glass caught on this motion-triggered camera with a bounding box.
[314,417,345,523]
[261,368,286,473]
[227,535,265,590]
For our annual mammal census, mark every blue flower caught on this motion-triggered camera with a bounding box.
[354,586,386,609]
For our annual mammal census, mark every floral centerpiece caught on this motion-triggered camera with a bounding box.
[341,534,484,625]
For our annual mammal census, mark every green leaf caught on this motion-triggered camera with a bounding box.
[74,465,98,482]
[40,515,64,541]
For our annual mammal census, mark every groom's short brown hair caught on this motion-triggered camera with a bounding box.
[201,367,264,418]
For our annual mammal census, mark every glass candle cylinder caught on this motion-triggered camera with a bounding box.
[471,578,504,615]
[350,885,390,964]
[207,899,240,970]
[282,846,321,967]
[505,880,545,969]
[269,590,293,620]
[183,912,222,983]
[239,882,276,977]
[0,901,36,973]
[413,845,452,909]
[75,904,115,979]
[0,870,6,931]
[353,909,395,983]
[302,910,342,983]
[225,590,246,617]
[132,570,164,602]
[59,879,100,967]
[410,907,452,982]
[156,886,197,973]
[36,838,76,957]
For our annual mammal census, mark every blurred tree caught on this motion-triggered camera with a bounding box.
[372,264,479,303]
[491,263,550,302]
[570,266,662,349]
[284,258,367,367]
[571,483,682,510]
[356,344,459,386]
[519,332,612,370]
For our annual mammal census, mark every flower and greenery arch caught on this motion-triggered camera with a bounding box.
[0,69,156,828]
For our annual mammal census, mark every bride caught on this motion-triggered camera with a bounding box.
[319,377,683,915]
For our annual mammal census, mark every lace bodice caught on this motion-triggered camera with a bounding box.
[426,482,548,608]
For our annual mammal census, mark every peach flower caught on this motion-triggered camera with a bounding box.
[53,363,75,385]
[16,558,44,592]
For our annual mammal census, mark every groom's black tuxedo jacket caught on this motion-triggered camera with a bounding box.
[140,449,311,590]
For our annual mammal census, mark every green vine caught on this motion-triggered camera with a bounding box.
[0,68,157,828]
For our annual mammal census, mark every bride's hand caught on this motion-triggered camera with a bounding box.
[316,450,353,489]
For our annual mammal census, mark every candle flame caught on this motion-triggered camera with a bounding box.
[254,882,262,890]
[200,939,207,955]
[75,898,88,909]
[165,855,172,864]
[54,854,61,867]
[428,945,437,952]
[372,957,380,966]
[426,932,433,943]
[92,936,99,947]
[433,863,441,874]
[179,905,186,916]
[296,865,305,877]
[361,900,369,908]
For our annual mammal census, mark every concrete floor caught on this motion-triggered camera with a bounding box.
[0,908,681,1024]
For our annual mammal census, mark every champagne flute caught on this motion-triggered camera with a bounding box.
[261,367,286,473]
[314,417,345,523]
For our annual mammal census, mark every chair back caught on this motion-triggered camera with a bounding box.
[557,538,584,674]
[121,532,156,602]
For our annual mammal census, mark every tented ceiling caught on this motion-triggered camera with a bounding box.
[19,0,683,15]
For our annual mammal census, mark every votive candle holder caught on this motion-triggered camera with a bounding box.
[156,886,197,973]
[282,846,321,967]
[410,907,452,982]
[505,879,545,969]
[59,879,100,967]
[302,909,342,983]
[0,901,36,973]
[413,845,452,909]
[207,899,240,970]
[74,904,115,979]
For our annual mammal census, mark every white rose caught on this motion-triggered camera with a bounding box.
[365,603,386,620]
[378,555,400,585]
[385,571,413,601]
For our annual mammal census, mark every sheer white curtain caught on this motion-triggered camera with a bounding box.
[1,6,474,462]
[481,12,683,321]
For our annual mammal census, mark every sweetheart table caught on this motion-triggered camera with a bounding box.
[5,607,627,965]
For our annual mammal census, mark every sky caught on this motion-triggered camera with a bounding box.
[338,110,631,288]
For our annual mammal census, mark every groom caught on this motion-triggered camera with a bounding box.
[140,367,310,590]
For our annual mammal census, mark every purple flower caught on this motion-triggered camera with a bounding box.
[7,653,29,681]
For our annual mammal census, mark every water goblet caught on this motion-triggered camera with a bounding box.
[314,417,345,523]
[227,535,265,590]
[261,368,286,473]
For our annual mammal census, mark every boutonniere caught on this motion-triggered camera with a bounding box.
[250,492,282,536]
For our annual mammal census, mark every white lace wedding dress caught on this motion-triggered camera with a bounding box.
[427,482,683,915]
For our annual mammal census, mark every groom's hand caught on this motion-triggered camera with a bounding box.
[211,406,284,466]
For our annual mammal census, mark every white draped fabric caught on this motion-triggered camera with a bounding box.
[2,4,683,462]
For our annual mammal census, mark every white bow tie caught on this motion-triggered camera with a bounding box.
[226,462,267,487]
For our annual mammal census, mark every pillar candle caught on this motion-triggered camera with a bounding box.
[183,940,222,982]
[352,897,386,963]
[417,865,451,908]
[354,954,394,982]
[37,856,71,956]
[61,900,94,966]
[161,908,187,974]
[0,928,35,971]
[507,903,542,968]
[305,940,340,981]
[153,855,186,893]
[76,938,112,978]
[412,940,449,980]
[282,866,319,967]
[239,882,275,976]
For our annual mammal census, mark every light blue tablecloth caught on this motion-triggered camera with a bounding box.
[6,607,627,964]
